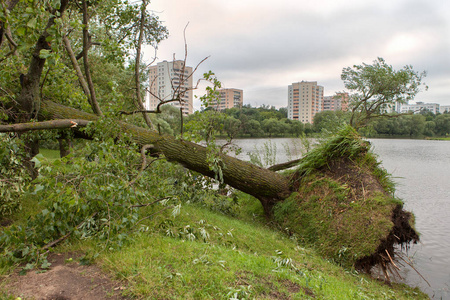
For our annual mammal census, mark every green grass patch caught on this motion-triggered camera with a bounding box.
[62,203,427,299]
[39,148,60,160]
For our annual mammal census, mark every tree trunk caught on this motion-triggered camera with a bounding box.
[39,100,292,214]
[58,138,72,158]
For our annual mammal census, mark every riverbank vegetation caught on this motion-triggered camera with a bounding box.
[1,138,426,299]
[178,106,450,139]
[0,0,430,298]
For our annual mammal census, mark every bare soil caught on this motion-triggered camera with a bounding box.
[1,253,128,300]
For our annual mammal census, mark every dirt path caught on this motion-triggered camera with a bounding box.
[1,253,127,300]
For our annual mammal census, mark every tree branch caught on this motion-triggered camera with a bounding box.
[134,0,154,130]
[0,119,91,133]
[82,0,103,116]
[268,158,302,172]
[62,35,91,101]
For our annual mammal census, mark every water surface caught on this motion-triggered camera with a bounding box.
[228,137,450,299]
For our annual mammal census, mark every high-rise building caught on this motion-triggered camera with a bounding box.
[145,60,193,115]
[323,96,336,111]
[288,81,324,123]
[323,92,349,112]
[209,88,243,110]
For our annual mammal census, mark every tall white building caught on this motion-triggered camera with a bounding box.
[145,60,193,115]
[288,81,324,123]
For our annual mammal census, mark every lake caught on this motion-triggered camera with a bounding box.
[226,137,449,299]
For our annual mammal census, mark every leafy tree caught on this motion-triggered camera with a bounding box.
[223,116,241,139]
[435,114,450,136]
[288,120,304,137]
[243,119,263,137]
[313,110,349,133]
[261,118,280,137]
[341,57,427,128]
[406,114,426,137]
[424,120,436,137]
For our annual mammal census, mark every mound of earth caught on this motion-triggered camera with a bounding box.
[1,253,127,300]
[274,130,419,274]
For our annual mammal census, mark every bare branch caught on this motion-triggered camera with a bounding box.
[62,35,91,99]
[268,158,302,172]
[0,119,91,133]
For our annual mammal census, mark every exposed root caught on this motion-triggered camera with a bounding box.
[355,205,419,281]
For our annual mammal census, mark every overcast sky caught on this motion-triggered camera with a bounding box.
[144,0,450,110]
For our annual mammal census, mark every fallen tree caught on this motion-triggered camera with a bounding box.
[1,99,419,275]
[0,0,420,276]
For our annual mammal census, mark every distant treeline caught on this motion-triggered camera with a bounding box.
[153,104,450,138]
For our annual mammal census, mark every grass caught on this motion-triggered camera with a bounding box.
[39,148,60,160]
[0,138,428,299]
[52,203,427,299]
[425,136,450,140]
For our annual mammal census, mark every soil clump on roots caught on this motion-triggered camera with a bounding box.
[274,127,419,278]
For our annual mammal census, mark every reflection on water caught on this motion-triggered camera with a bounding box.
[228,137,450,299]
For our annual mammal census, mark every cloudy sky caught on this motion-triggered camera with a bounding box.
[144,0,450,110]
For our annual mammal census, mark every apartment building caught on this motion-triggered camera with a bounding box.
[399,102,440,114]
[145,60,193,115]
[323,92,349,112]
[209,88,243,110]
[288,81,324,123]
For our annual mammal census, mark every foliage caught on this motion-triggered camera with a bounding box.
[313,110,350,134]
[184,104,307,139]
[0,137,182,268]
[342,57,427,128]
[0,135,31,217]
[0,0,168,122]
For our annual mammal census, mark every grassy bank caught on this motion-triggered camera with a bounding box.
[53,202,425,299]
[1,194,426,299]
[0,144,427,299]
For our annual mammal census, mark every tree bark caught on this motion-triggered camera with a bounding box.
[32,100,292,214]
[81,0,102,116]
[134,0,154,130]
[15,0,69,121]
[58,138,72,158]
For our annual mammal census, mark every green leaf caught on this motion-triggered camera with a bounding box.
[30,154,43,168]
[39,49,52,59]
[33,184,45,194]
[40,260,52,269]
[27,18,37,29]
[16,27,26,36]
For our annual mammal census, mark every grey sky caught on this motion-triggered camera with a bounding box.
[145,0,450,110]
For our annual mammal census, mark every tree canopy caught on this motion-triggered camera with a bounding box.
[341,57,427,128]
